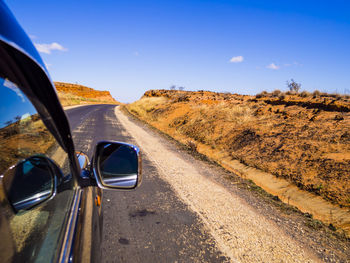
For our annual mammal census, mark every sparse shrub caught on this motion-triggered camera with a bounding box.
[130,109,139,115]
[170,85,176,90]
[278,93,286,100]
[334,114,344,121]
[300,91,310,98]
[313,90,321,97]
[256,91,268,98]
[306,219,323,230]
[340,131,350,142]
[187,140,197,152]
[175,94,190,102]
[272,90,281,97]
[329,93,340,99]
[272,195,280,201]
[328,223,336,231]
[287,79,301,93]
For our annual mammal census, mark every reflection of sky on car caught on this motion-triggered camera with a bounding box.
[22,159,34,174]
[0,78,36,128]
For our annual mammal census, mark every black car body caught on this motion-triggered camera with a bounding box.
[0,2,142,262]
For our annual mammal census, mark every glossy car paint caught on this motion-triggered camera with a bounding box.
[0,1,102,262]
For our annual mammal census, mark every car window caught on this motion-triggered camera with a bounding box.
[0,78,75,263]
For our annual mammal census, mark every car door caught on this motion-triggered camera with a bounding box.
[0,77,78,262]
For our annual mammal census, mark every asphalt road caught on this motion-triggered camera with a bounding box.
[65,104,228,263]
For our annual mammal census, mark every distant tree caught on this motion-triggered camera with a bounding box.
[14,115,21,122]
[170,85,176,90]
[178,86,185,91]
[287,79,301,93]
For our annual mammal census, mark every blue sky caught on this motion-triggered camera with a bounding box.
[7,0,350,102]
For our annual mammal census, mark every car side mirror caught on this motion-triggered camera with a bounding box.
[92,141,142,189]
[2,155,57,213]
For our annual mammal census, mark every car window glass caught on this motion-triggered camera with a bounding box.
[0,78,75,263]
[4,156,54,212]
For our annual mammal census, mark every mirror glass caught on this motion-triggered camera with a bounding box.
[97,142,139,188]
[3,155,55,212]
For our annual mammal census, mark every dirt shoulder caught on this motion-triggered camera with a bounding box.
[117,106,350,263]
[125,90,350,233]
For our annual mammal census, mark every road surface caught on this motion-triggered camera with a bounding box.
[64,104,348,263]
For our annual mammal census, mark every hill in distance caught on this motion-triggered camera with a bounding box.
[54,81,121,106]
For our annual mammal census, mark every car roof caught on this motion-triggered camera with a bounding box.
[0,1,48,76]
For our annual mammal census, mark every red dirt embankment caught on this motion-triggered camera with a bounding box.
[54,82,121,106]
[127,89,350,208]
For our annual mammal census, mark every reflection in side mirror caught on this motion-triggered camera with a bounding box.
[2,155,56,213]
[92,141,142,189]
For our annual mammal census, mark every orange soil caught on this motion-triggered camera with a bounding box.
[127,89,350,208]
[54,82,120,105]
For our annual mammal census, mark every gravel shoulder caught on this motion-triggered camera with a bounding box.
[114,106,337,263]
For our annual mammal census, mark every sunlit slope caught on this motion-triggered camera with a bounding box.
[126,89,350,207]
[54,82,121,106]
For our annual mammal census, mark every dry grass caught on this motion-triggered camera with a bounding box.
[127,89,350,208]
[127,97,169,119]
[58,92,118,106]
[55,81,120,106]
[194,103,253,124]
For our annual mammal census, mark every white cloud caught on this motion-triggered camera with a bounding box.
[34,42,68,54]
[29,34,37,40]
[266,63,280,70]
[230,56,244,63]
[284,62,302,67]
[4,79,25,102]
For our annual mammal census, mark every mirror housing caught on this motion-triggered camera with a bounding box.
[91,141,142,190]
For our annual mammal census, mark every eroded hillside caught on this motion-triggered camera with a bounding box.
[126,89,350,208]
[54,82,120,106]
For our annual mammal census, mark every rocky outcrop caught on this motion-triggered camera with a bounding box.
[54,82,120,104]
